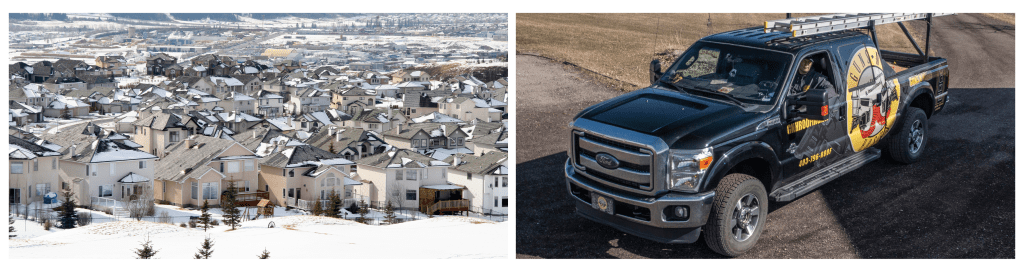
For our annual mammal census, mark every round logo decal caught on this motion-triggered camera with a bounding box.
[845,46,901,152]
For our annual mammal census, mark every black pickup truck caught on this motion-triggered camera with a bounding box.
[565,15,950,256]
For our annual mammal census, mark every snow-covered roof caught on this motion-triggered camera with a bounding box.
[422,184,463,190]
[118,172,151,183]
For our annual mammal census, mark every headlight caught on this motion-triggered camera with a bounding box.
[667,147,713,193]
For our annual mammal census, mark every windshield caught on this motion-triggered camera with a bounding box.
[660,42,793,105]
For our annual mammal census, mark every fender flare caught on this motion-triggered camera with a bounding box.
[702,141,782,192]
[904,82,934,117]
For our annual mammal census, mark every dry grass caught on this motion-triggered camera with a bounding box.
[983,13,1015,25]
[518,13,934,91]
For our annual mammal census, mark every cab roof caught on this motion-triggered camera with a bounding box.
[703,27,871,52]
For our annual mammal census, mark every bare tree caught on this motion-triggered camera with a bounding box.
[387,185,406,212]
[126,184,155,221]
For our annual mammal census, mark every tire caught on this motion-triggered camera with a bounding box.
[885,107,928,164]
[704,173,768,257]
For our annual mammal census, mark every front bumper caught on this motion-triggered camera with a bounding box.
[565,159,715,244]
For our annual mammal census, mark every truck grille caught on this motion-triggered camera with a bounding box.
[573,131,655,191]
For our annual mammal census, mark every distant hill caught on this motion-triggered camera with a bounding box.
[109,13,171,21]
[10,13,69,21]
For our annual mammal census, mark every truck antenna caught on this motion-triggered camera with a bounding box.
[707,14,713,37]
[651,17,661,59]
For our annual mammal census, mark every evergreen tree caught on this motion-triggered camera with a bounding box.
[199,199,212,232]
[357,199,369,224]
[312,198,324,216]
[194,236,214,259]
[57,191,77,229]
[328,142,336,154]
[134,236,159,259]
[327,190,342,218]
[221,182,242,230]
[258,248,270,259]
[384,200,398,225]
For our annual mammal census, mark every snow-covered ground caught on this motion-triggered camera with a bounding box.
[10,213,507,259]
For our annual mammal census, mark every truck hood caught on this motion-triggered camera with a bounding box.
[578,88,759,147]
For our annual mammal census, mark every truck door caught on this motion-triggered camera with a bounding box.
[779,50,849,181]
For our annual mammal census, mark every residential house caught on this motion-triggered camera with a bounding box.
[354,149,461,213]
[154,135,262,207]
[259,144,358,208]
[304,126,388,160]
[444,151,508,215]
[132,112,200,157]
[384,123,470,153]
[146,53,178,76]
[9,135,63,206]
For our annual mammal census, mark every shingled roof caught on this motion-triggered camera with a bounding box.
[355,149,447,169]
[260,144,353,168]
[155,135,243,183]
[443,151,507,175]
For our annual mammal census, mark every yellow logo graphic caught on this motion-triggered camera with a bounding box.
[909,72,926,86]
[845,46,901,152]
[799,147,833,167]
[787,118,825,134]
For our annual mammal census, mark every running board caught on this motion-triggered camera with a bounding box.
[770,148,881,202]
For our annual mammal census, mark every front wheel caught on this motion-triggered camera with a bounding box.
[885,107,928,164]
[704,173,768,257]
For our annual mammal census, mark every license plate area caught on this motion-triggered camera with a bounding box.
[591,193,615,215]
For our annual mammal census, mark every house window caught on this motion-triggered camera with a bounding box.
[34,160,39,171]
[288,188,294,198]
[457,138,464,146]
[245,160,254,171]
[494,197,499,208]
[494,178,499,188]
[468,173,472,180]
[395,170,403,180]
[202,182,219,200]
[220,162,224,172]
[170,131,180,142]
[405,189,416,200]
[11,162,23,174]
[288,170,294,177]
[240,181,250,192]
[226,161,240,173]
[53,158,57,169]
[99,185,113,197]
[502,197,508,207]
[191,182,198,200]
[139,161,146,169]
[35,183,51,196]
[406,170,417,180]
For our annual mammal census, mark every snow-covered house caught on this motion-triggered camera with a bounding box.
[258,144,358,208]
[40,124,158,208]
[444,151,508,215]
[154,135,262,207]
[289,87,332,115]
[340,106,407,134]
[43,95,90,118]
[384,123,470,153]
[9,135,63,206]
[466,121,508,154]
[256,90,286,118]
[353,149,461,213]
[330,85,377,111]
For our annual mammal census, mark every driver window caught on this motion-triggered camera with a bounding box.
[790,52,837,97]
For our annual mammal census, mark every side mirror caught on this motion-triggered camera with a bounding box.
[793,89,829,120]
[649,59,663,85]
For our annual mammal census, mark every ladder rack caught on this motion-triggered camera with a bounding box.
[765,13,954,37]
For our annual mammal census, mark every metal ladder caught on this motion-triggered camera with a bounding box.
[765,13,955,37]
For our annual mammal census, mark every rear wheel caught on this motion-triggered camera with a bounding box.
[704,173,767,257]
[885,107,928,164]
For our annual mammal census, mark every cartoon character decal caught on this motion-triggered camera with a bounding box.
[845,46,901,152]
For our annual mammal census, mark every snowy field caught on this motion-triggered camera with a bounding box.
[10,213,507,259]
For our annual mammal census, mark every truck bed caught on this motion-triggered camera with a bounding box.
[881,50,945,74]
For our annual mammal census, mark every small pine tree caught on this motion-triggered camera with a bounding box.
[221,182,241,230]
[199,200,212,232]
[134,236,159,259]
[356,199,369,224]
[194,236,214,259]
[57,191,78,229]
[258,248,270,259]
[312,199,324,216]
[384,200,398,225]
[327,190,342,218]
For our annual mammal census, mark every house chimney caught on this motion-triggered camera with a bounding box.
[454,155,460,166]
[184,135,196,148]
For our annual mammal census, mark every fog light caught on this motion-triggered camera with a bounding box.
[675,206,688,218]
[664,205,689,221]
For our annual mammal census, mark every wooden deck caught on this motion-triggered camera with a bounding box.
[222,190,270,207]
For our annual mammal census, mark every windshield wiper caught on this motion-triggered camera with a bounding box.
[671,80,744,106]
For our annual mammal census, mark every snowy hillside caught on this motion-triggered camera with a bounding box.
[10,215,507,259]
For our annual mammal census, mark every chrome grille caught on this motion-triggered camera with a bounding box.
[573,130,654,190]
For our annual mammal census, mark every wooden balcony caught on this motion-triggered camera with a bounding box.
[423,199,470,215]
[221,190,270,207]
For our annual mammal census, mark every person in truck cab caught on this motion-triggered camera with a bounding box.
[789,58,835,114]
